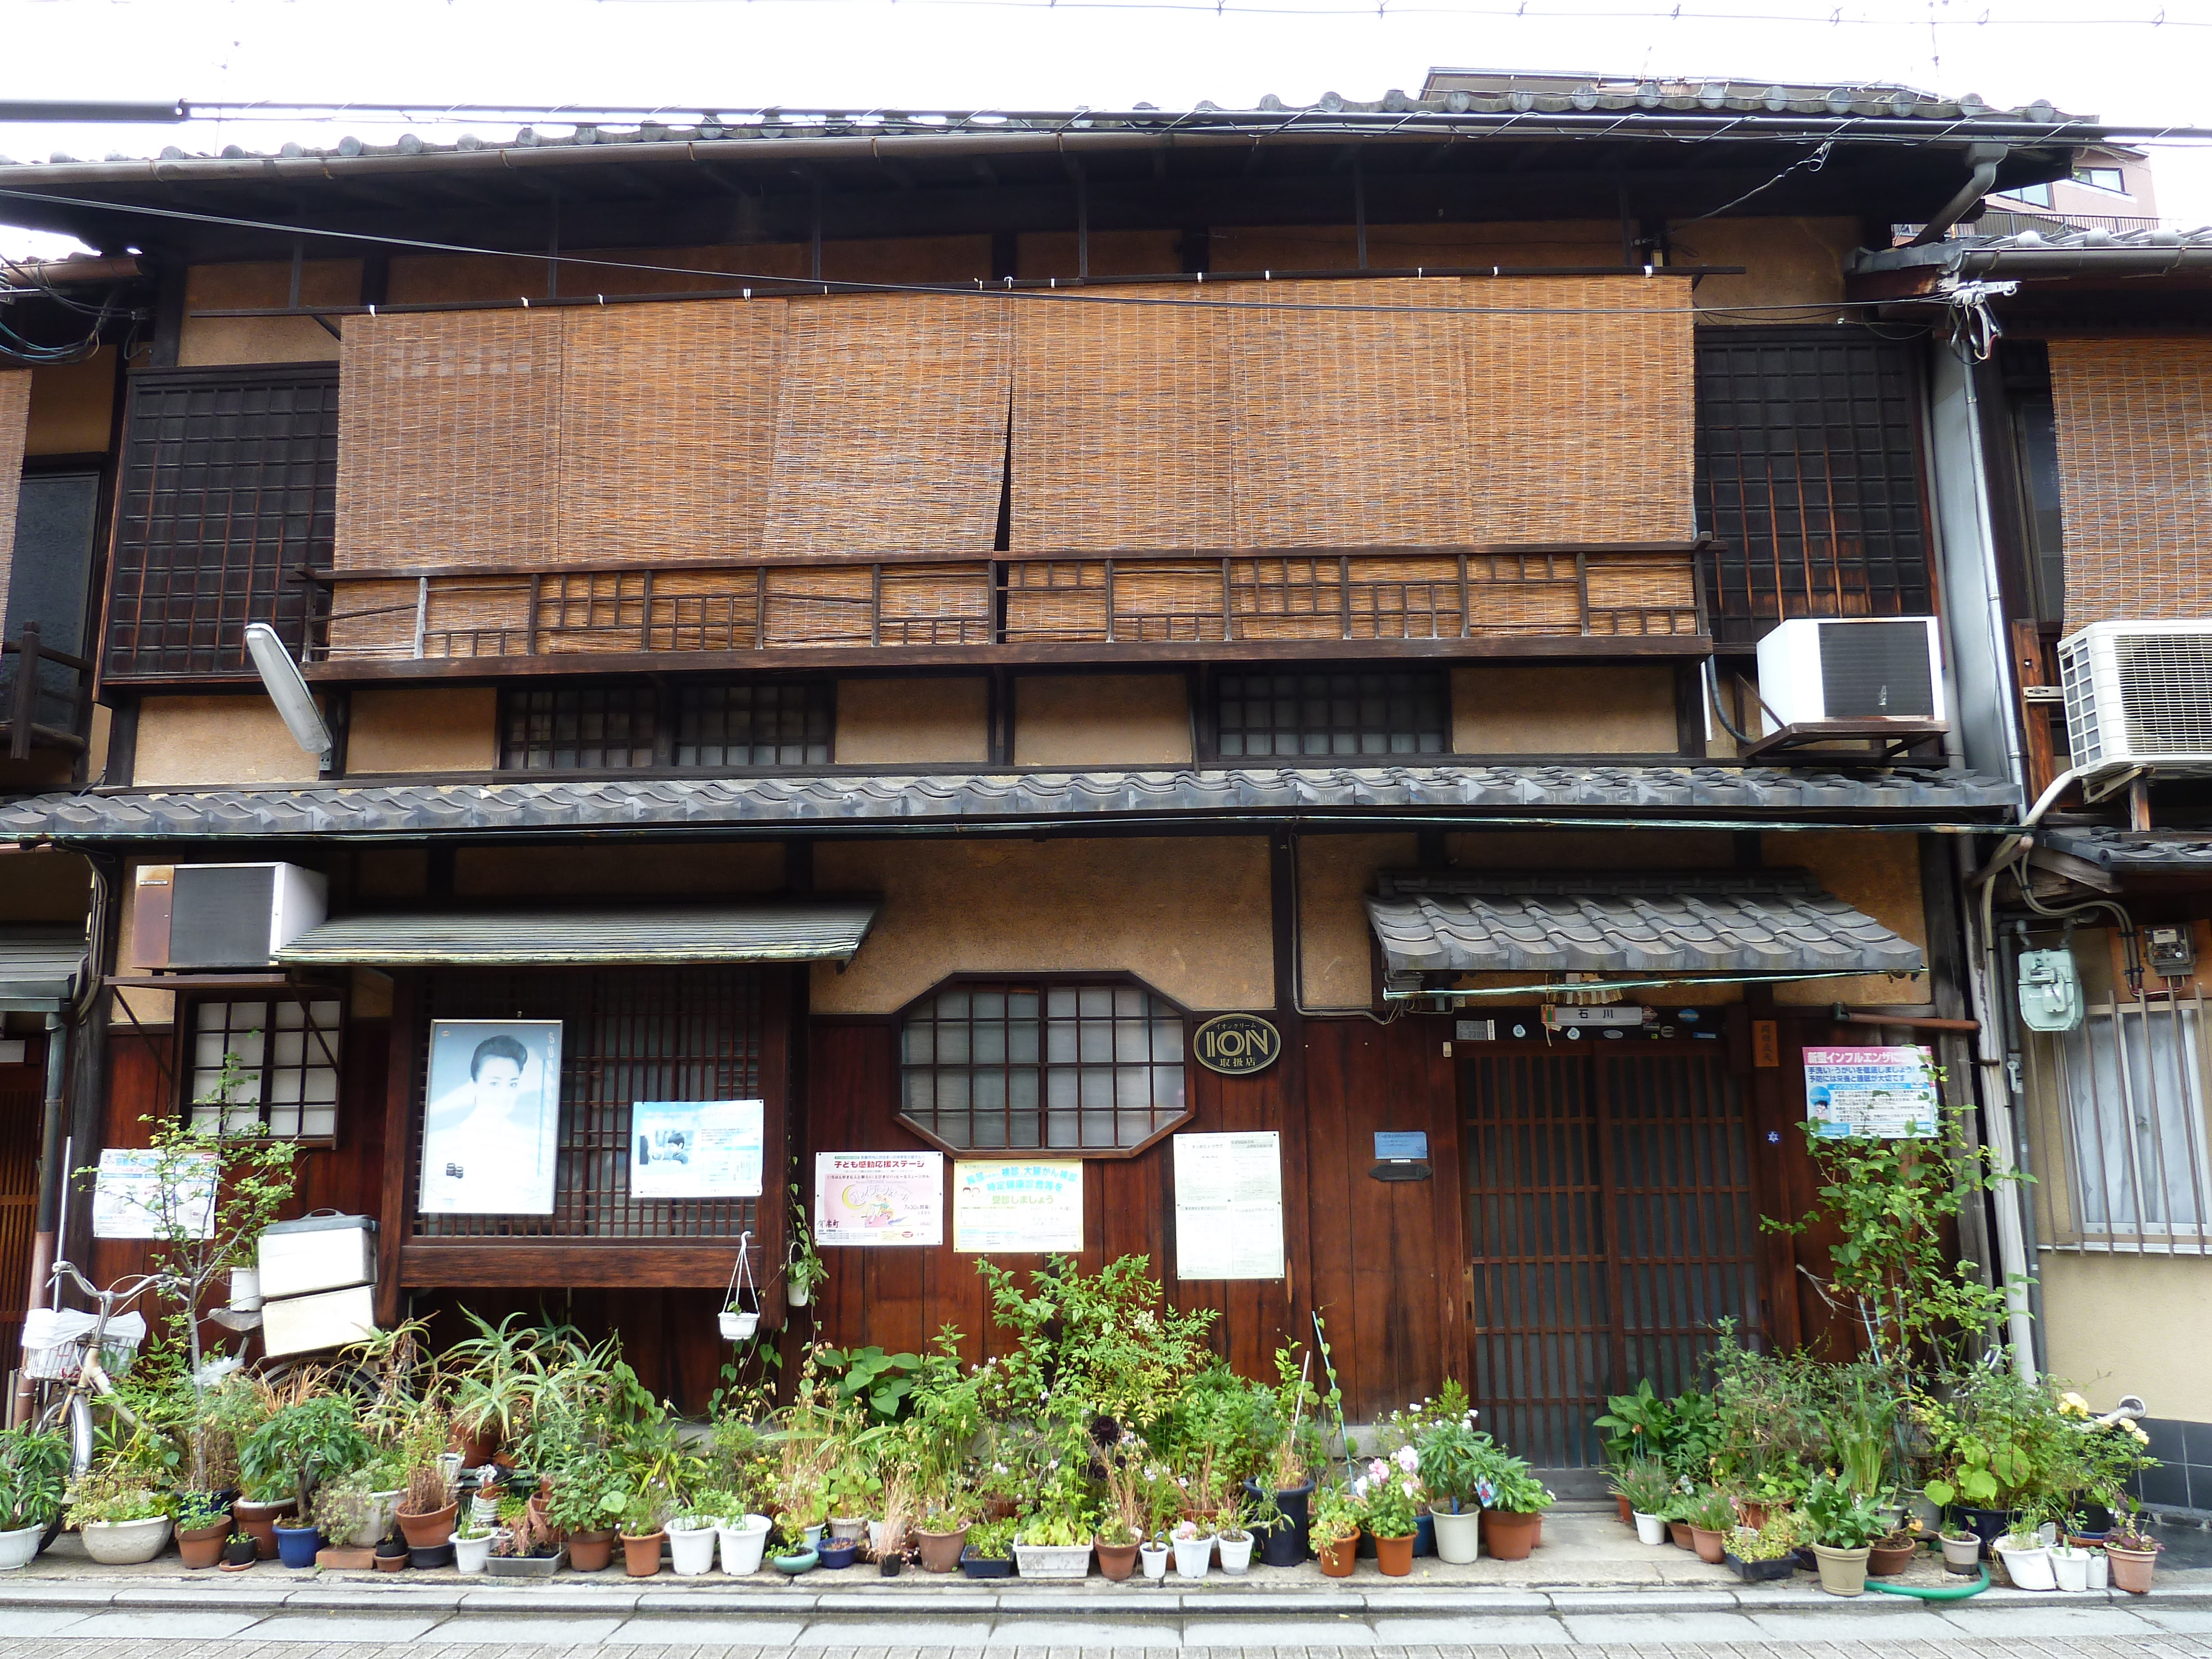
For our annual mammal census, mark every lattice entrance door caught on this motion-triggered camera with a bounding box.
[1461,1047,1764,1467]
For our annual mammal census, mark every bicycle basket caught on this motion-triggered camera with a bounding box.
[20,1308,145,1381]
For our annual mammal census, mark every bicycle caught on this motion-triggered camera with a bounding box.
[22,1260,170,1499]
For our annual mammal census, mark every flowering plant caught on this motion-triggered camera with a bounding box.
[1310,1484,1363,1545]
[1353,1451,1425,1538]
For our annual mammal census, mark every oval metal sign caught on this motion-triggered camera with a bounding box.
[1192,1013,1283,1077]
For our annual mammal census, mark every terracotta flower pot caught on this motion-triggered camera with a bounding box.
[1371,1531,1415,1576]
[1095,1538,1140,1581]
[622,1529,666,1577]
[2107,1544,2159,1595]
[1614,1494,1632,1525]
[916,1525,968,1574]
[567,1529,615,1573]
[1316,1535,1357,1577]
[233,1499,295,1560]
[1483,1510,1542,1562]
[1690,1525,1726,1565]
[1738,1501,1772,1531]
[178,1520,231,1570]
[397,1503,457,1551]
[1667,1519,1694,1550]
[1867,1539,1916,1577]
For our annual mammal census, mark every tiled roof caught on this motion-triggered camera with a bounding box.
[1366,869,1925,978]
[2041,827,2212,871]
[1854,223,2212,277]
[0,764,2016,844]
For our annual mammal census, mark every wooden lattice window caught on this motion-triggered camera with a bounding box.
[498,679,832,771]
[1694,328,1933,649]
[106,365,338,680]
[183,995,343,1141]
[499,685,658,771]
[410,967,763,1240]
[1214,669,1448,759]
[899,977,1189,1157]
[675,680,831,766]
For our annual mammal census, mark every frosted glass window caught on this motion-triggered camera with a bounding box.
[186,998,342,1139]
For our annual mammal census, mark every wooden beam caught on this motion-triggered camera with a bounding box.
[400,1238,763,1288]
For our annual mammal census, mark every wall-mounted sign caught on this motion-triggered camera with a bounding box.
[953,1160,1084,1254]
[92,1148,215,1239]
[630,1099,765,1199]
[1173,1131,1285,1280]
[1192,1013,1282,1076]
[815,1151,945,1246]
[1803,1046,1939,1140]
[420,1019,564,1216]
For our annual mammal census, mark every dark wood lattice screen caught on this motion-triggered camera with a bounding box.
[409,967,763,1240]
[107,366,339,679]
[1462,1047,1763,1467]
[1694,328,1933,650]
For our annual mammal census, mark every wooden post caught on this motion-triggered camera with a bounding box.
[374,973,418,1327]
[8,623,38,761]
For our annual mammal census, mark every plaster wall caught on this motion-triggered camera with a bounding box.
[1668,217,1861,314]
[1764,830,1926,1006]
[2039,1252,2212,1422]
[134,695,323,786]
[25,347,114,455]
[811,836,1274,1014]
[346,687,498,774]
[1297,833,1416,1010]
[1014,674,1191,766]
[454,842,785,899]
[835,676,988,764]
[179,262,360,366]
[1451,665,1678,754]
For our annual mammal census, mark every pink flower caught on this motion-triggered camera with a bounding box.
[1367,1458,1389,1481]
[1394,1444,1419,1475]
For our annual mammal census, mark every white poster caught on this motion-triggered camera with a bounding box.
[92,1148,216,1240]
[815,1151,945,1246]
[1173,1131,1285,1280]
[1804,1046,1940,1140]
[420,1020,564,1215]
[630,1099,765,1199]
[953,1160,1084,1254]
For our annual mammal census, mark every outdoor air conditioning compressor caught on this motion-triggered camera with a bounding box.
[2058,619,2212,774]
[130,862,327,969]
[1754,617,1944,732]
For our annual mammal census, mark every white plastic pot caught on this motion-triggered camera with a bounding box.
[786,1277,811,1308]
[1139,1542,1171,1581]
[2089,1551,2110,1591]
[1431,1504,1483,1565]
[1634,1511,1668,1547]
[668,1521,718,1576]
[348,1490,403,1548]
[0,1522,44,1571]
[1996,1539,2057,1592]
[719,1310,759,1342]
[2052,1546,2090,1593]
[452,1530,494,1574]
[1172,1532,1213,1579]
[719,1514,772,1575]
[228,1266,263,1312]
[1215,1531,1254,1574]
[80,1516,171,1565]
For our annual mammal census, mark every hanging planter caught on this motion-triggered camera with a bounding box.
[719,1233,761,1342]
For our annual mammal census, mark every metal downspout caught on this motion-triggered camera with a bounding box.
[1910,145,2007,247]
[11,1013,69,1427]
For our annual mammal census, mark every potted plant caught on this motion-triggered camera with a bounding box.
[1214,1496,1256,1576]
[396,1457,458,1551]
[2106,1519,2161,1595]
[618,1489,669,1577]
[916,1505,969,1574]
[546,1453,623,1572]
[1616,1459,1671,1547]
[447,1516,492,1574]
[0,1426,70,1570]
[1803,1475,1885,1597]
[1686,1489,1735,1566]
[1867,1521,1919,1578]
[2051,1538,2092,1593]
[65,1470,173,1565]
[232,1460,296,1559]
[961,1517,1016,1579]
[1014,1507,1095,1579]
[1939,1527,1983,1574]
[668,1510,721,1575]
[309,1480,378,1571]
[174,1489,233,1571]
[718,1509,774,1576]
[771,1517,819,1575]
[239,1394,372,1567]
[373,1533,409,1573]
[1722,1516,1800,1583]
[1356,1450,1421,1577]
[1310,1486,1361,1578]
[1994,1523,2058,1591]
[785,1184,826,1309]
[1416,1415,1494,1566]
[1478,1457,1552,1562]
[1170,1515,1215,1580]
[487,1496,565,1577]
[1138,1531,1172,1580]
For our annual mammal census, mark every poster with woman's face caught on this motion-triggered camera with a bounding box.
[419,1020,564,1215]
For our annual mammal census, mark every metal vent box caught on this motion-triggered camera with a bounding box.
[132,862,327,969]
[1755,617,1943,728]
[256,1212,376,1300]
[260,1284,378,1358]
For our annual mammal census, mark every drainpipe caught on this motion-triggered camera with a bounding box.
[11,1014,69,1427]
[1958,839,2037,1380]
[1910,144,2009,247]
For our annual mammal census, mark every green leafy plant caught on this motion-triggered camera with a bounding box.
[1610,1457,1672,1517]
[966,1517,1017,1559]
[172,1488,228,1533]
[0,1427,70,1532]
[1726,1516,1801,1562]
[975,1253,1218,1430]
[1688,1488,1736,1533]
[1414,1413,1498,1512]
[1803,1473,1886,1551]
[64,1468,170,1527]
[786,1183,827,1303]
[816,1345,927,1421]
[1309,1483,1363,1546]
[239,1395,371,1517]
[1354,1452,1423,1538]
[310,1475,375,1542]
[1479,1453,1554,1515]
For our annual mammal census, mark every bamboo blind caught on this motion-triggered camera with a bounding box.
[761,294,1013,561]
[2049,337,2212,628]
[0,371,28,629]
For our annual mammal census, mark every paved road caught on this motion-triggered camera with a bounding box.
[0,1639,2208,1659]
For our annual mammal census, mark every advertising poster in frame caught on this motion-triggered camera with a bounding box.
[815,1152,945,1246]
[630,1099,766,1199]
[420,1020,565,1215]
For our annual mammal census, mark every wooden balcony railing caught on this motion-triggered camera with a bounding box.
[1,625,93,761]
[309,545,1710,675]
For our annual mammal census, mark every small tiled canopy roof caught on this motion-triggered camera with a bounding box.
[1365,870,1925,980]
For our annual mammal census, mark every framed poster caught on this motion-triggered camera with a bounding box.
[420,1020,564,1215]
[1173,1131,1285,1280]
[815,1151,945,1246]
[630,1099,765,1199]
[952,1160,1084,1254]
[1804,1046,1940,1139]
[91,1148,216,1240]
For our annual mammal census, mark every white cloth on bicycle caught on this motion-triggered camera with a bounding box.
[23,1307,145,1350]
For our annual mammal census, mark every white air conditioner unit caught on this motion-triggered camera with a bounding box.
[1754,617,1945,731]
[2058,620,2212,774]
[130,862,328,970]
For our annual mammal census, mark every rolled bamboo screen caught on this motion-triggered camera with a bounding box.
[0,370,28,629]
[2049,337,2212,628]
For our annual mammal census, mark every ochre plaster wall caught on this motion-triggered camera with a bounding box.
[1297,833,1416,1010]
[1018,230,1185,281]
[836,677,988,765]
[25,348,114,455]
[1014,675,1191,767]
[0,851,90,923]
[346,687,498,774]
[2039,1253,2212,1421]
[811,836,1273,1014]
[1211,221,1621,270]
[1765,830,1926,1006]
[453,842,785,899]
[179,262,359,366]
[135,696,323,786]
[1668,217,1860,314]
[1451,665,1679,754]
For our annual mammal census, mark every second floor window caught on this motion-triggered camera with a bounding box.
[187,996,342,1140]
[1214,670,1449,759]
[499,679,832,771]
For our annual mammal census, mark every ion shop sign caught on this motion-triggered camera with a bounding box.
[1803,1046,1940,1139]
[1192,1013,1282,1076]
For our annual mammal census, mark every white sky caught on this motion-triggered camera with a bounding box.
[2,0,2209,262]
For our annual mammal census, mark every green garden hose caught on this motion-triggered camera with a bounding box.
[1866,1564,1991,1600]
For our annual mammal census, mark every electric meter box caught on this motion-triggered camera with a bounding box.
[2017,948,2084,1034]
[259,1284,378,1359]
[256,1212,377,1300]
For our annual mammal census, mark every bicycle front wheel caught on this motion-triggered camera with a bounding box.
[32,1392,92,1549]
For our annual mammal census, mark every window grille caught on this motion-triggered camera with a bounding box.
[2023,993,2212,1255]
[1214,670,1448,759]
[1694,329,1934,649]
[107,367,339,680]
[498,680,832,771]
[675,681,831,766]
[185,997,342,1140]
[899,979,1188,1155]
[499,685,658,771]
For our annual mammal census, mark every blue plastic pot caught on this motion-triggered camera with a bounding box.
[1413,1512,1436,1558]
[273,1523,321,1569]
